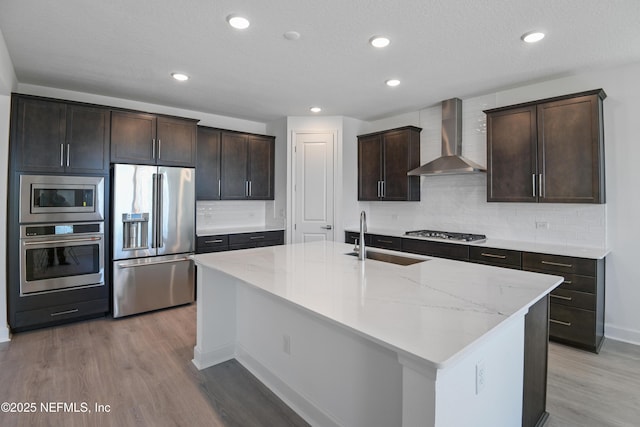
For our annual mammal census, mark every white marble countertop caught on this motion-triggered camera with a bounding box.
[197,226,285,236]
[345,227,610,259]
[193,241,562,369]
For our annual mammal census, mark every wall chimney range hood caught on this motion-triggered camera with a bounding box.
[407,98,486,176]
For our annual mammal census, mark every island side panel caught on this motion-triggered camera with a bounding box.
[234,283,404,427]
[192,264,238,369]
[398,315,525,427]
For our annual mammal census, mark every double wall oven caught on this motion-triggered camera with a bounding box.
[18,175,105,296]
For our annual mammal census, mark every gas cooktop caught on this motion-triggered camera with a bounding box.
[405,229,487,243]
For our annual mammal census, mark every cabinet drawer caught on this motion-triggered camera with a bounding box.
[229,231,283,245]
[527,270,596,294]
[14,298,108,329]
[523,252,595,276]
[402,238,469,261]
[549,303,596,347]
[345,231,371,246]
[196,235,229,253]
[370,234,402,250]
[549,288,595,311]
[469,246,522,268]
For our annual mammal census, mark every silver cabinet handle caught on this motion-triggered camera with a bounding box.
[320,225,333,230]
[205,239,223,244]
[218,179,221,197]
[539,174,543,198]
[152,138,156,159]
[66,143,70,167]
[245,181,249,197]
[551,294,573,301]
[563,280,572,285]
[532,174,536,197]
[550,319,572,327]
[50,309,79,317]
[481,253,507,259]
[250,236,265,240]
[60,144,64,167]
[378,239,393,244]
[377,181,381,198]
[541,260,573,268]
[158,139,162,160]
[249,180,252,197]
[382,181,385,198]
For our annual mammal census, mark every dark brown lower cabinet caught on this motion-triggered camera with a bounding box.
[522,295,550,427]
[196,231,284,254]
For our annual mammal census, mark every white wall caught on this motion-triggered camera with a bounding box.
[357,61,640,345]
[0,27,17,342]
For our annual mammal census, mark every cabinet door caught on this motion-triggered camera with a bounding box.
[66,105,110,174]
[382,129,418,201]
[358,134,382,200]
[110,111,156,165]
[157,117,197,167]
[537,94,604,203]
[486,106,538,202]
[220,132,249,199]
[12,97,66,173]
[196,127,221,200]
[247,135,274,200]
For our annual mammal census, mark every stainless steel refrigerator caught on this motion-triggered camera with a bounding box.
[111,164,195,318]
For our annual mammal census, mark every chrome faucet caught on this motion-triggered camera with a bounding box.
[358,210,367,261]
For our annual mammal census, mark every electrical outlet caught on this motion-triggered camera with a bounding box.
[535,221,549,229]
[283,334,291,355]
[475,361,486,395]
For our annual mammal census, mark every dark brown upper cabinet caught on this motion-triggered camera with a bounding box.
[11,95,110,174]
[196,126,221,200]
[357,126,421,201]
[485,89,606,204]
[111,111,197,167]
[220,131,275,200]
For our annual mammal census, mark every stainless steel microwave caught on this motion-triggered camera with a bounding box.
[19,175,105,223]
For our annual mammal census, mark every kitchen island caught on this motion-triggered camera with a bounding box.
[192,241,562,427]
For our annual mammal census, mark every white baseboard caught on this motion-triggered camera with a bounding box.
[605,325,640,346]
[235,345,341,427]
[0,325,10,343]
[191,344,235,370]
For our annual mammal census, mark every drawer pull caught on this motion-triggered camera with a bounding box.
[378,239,393,244]
[541,260,573,268]
[50,309,79,317]
[551,294,573,301]
[205,239,223,244]
[550,319,572,327]
[563,280,572,285]
[481,253,507,259]
[250,236,265,240]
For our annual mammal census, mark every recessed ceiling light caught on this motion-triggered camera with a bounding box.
[284,31,301,41]
[369,36,390,48]
[310,107,322,113]
[227,14,250,30]
[385,79,400,87]
[521,31,545,43]
[171,73,189,81]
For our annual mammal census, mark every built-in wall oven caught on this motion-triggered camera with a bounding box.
[19,222,105,295]
[17,174,106,296]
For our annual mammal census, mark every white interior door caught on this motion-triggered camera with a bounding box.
[293,131,335,243]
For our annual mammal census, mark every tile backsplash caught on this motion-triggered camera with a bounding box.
[364,174,606,249]
[196,200,266,230]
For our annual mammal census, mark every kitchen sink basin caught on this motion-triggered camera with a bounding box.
[345,250,428,266]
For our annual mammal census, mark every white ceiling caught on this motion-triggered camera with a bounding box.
[1,0,639,123]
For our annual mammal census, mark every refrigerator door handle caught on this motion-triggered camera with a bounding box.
[157,173,164,248]
[151,173,158,248]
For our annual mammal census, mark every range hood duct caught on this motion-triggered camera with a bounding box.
[407,98,486,176]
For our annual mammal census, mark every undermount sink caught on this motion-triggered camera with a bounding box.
[346,250,428,266]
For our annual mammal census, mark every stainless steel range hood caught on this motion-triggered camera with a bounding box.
[407,98,486,176]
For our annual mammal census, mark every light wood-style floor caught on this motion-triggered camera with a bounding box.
[1,304,638,426]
